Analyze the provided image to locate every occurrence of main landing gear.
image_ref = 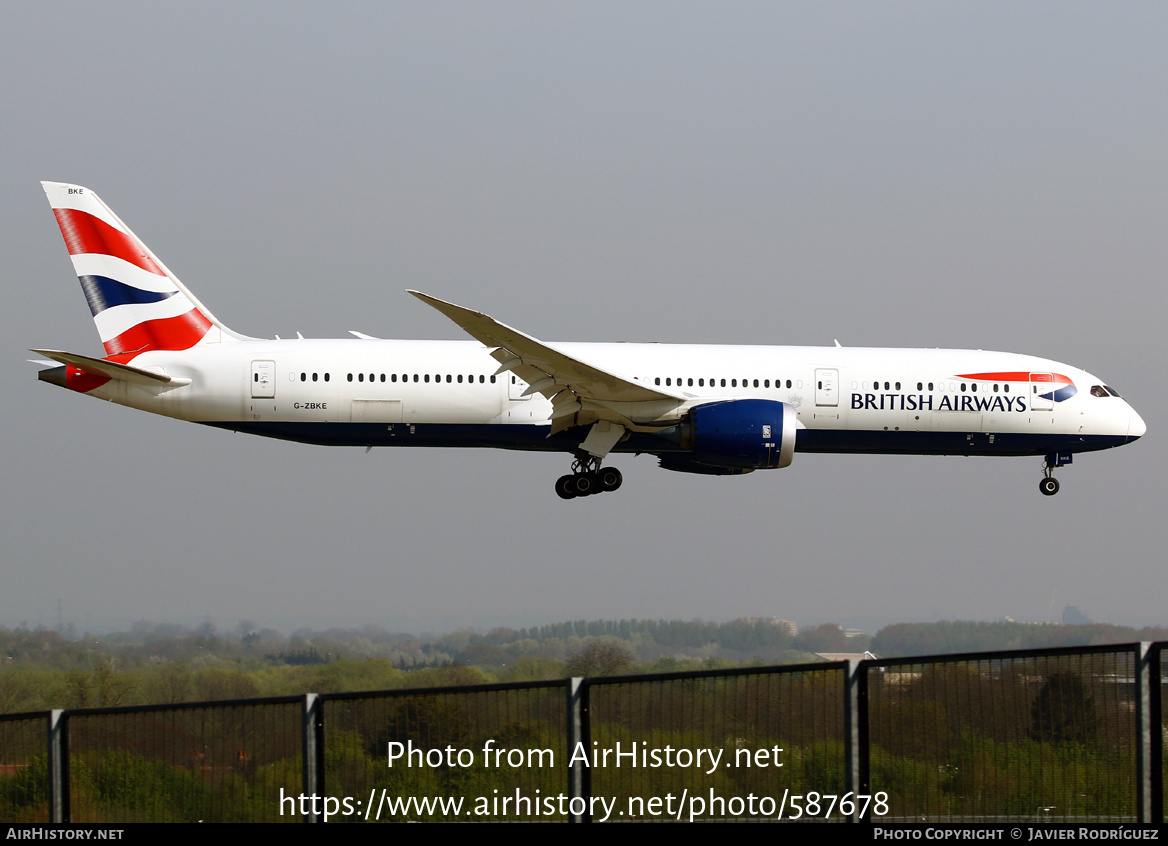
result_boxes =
[556,455,623,500]
[1039,451,1071,496]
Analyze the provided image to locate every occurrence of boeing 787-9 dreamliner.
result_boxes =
[34,182,1145,499]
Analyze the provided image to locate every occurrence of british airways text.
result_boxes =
[850,393,1028,413]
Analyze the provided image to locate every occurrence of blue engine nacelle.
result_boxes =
[660,399,796,472]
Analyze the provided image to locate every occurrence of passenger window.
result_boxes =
[655,377,660,386]
[971,383,977,392]
[323,373,330,382]
[895,382,901,390]
[424,374,430,383]
[300,372,306,382]
[312,373,318,382]
[347,373,353,382]
[786,380,792,389]
[721,379,727,387]
[490,375,496,383]
[753,379,759,388]
[928,382,933,391]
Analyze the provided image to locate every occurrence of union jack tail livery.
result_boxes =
[41,181,241,359]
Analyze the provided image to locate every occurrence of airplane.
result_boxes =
[33,181,1145,499]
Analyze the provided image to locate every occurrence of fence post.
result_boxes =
[566,677,589,823]
[1135,643,1162,824]
[303,693,321,823]
[48,710,65,824]
[844,659,868,823]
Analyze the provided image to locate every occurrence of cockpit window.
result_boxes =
[1105,386,1122,398]
[1091,385,1109,398]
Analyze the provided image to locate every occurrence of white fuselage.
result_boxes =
[76,339,1144,458]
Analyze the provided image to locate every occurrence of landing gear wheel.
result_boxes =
[599,467,623,492]
[557,454,624,499]
[1039,477,1060,496]
[573,473,596,497]
[556,475,578,500]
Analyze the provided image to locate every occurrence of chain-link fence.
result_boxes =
[0,643,1162,823]
[866,646,1137,821]
[0,713,50,823]
[320,681,565,821]
[62,697,302,822]
[586,663,845,821]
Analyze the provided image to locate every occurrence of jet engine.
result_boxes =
[657,399,796,473]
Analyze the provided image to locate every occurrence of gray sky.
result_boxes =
[2,3,1163,635]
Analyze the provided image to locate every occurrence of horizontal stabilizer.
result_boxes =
[30,349,190,386]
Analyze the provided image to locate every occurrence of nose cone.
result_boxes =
[1128,406,1146,440]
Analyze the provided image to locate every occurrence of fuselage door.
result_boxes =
[815,368,838,407]
[251,360,276,398]
[1030,372,1053,411]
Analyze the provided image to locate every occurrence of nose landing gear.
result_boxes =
[555,456,623,500]
[1039,452,1072,496]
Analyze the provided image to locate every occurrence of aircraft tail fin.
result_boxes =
[41,182,251,358]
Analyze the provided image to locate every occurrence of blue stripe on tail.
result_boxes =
[78,275,175,316]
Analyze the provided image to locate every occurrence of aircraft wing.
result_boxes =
[408,291,683,430]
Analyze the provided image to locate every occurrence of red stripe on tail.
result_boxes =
[103,308,213,356]
[52,208,166,276]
